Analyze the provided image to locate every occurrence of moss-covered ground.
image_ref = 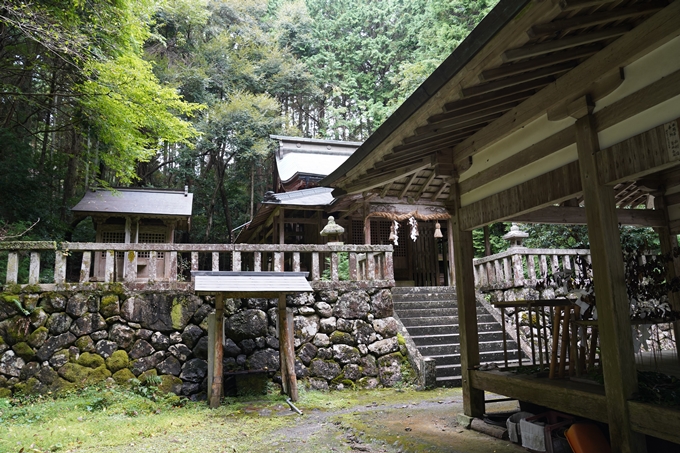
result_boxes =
[0,385,524,453]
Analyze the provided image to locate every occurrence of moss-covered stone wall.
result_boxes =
[0,285,409,399]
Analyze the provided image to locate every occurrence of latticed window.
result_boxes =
[101,231,125,258]
[351,220,363,244]
[138,232,166,258]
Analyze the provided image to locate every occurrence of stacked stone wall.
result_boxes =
[0,285,408,399]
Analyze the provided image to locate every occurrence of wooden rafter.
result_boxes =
[529,2,666,38]
[416,100,522,135]
[503,26,631,62]
[431,182,449,202]
[560,0,618,12]
[379,181,393,198]
[404,113,504,146]
[399,172,420,199]
[462,62,574,97]
[344,158,433,194]
[415,171,437,201]
[479,46,601,82]
[393,125,481,154]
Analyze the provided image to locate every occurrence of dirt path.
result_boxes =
[259,390,526,453]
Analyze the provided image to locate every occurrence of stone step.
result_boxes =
[391,286,456,295]
[425,349,519,367]
[393,300,456,309]
[435,376,462,387]
[403,321,503,335]
[398,312,496,324]
[411,330,504,347]
[392,292,456,302]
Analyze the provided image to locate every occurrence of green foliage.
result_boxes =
[322,253,350,281]
[472,223,509,258]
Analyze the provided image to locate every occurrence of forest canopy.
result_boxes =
[0,0,658,254]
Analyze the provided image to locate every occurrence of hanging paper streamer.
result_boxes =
[388,220,400,246]
[409,217,419,242]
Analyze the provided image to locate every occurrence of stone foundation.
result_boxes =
[0,285,410,399]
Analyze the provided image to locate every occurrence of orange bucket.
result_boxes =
[565,423,612,453]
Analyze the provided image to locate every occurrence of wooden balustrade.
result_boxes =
[0,242,394,291]
[473,247,592,289]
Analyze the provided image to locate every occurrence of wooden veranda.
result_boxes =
[321,0,680,451]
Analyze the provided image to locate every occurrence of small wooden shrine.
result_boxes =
[71,187,193,281]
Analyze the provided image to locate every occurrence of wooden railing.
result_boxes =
[473,247,592,289]
[0,241,394,290]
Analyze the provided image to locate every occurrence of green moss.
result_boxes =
[22,377,44,395]
[329,330,353,344]
[50,377,75,393]
[112,368,136,385]
[105,350,129,373]
[21,284,42,294]
[108,282,126,296]
[139,369,158,382]
[100,294,120,317]
[2,284,22,295]
[4,316,29,345]
[12,342,35,361]
[158,375,182,395]
[78,352,105,369]
[86,365,111,385]
[0,387,11,398]
[396,332,406,346]
[75,335,94,352]
[170,296,193,330]
[2,294,29,316]
[59,362,91,384]
[26,326,48,348]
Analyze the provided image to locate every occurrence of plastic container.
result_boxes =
[522,411,575,453]
[565,423,612,453]
[506,411,534,444]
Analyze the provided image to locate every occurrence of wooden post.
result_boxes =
[576,111,647,453]
[447,219,456,285]
[209,294,224,408]
[447,183,484,418]
[653,195,680,364]
[278,294,298,401]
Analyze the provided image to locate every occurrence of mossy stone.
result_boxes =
[12,341,35,361]
[50,377,75,393]
[0,387,11,398]
[3,316,28,345]
[86,365,111,385]
[105,350,130,373]
[22,377,45,395]
[139,369,158,382]
[158,375,182,395]
[26,326,48,349]
[112,368,136,385]
[78,352,105,369]
[100,295,120,317]
[58,362,91,384]
[75,335,95,353]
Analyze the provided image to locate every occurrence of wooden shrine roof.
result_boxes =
[72,187,193,218]
[321,0,680,229]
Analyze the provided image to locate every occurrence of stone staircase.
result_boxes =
[392,286,519,387]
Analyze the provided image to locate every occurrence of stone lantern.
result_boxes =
[320,216,344,245]
[503,223,529,248]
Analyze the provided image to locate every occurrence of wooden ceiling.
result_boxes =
[323,0,675,215]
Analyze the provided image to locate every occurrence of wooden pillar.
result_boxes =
[653,194,680,363]
[209,294,224,408]
[447,220,456,285]
[278,294,298,401]
[576,111,647,453]
[447,183,484,417]
[278,208,285,245]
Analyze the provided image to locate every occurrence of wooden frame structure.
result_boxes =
[322,0,680,450]
[192,271,313,408]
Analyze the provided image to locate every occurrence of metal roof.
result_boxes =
[272,135,361,183]
[72,188,193,217]
[265,187,335,207]
[192,271,312,293]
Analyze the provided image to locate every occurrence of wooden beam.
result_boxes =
[422,100,522,134]
[431,182,449,202]
[480,46,601,82]
[405,113,504,145]
[508,205,666,226]
[399,172,420,199]
[379,181,393,199]
[415,171,437,201]
[529,2,667,38]
[343,158,434,194]
[463,62,574,98]
[560,0,617,12]
[444,86,541,114]
[447,185,485,417]
[460,161,583,230]
[597,119,680,185]
[454,3,680,168]
[460,127,575,194]
[629,401,680,446]
[471,370,608,421]
[576,113,647,453]
[504,26,631,63]
[547,68,623,121]
[392,126,479,155]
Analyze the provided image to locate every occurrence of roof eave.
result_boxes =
[320,0,532,189]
